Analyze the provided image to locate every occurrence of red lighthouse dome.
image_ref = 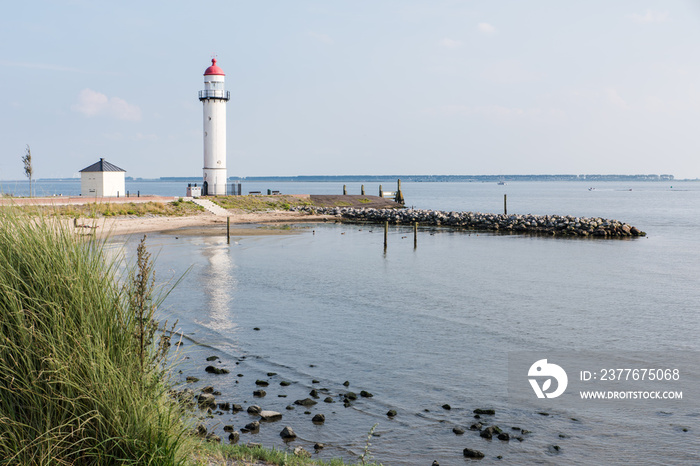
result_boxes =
[204,58,225,76]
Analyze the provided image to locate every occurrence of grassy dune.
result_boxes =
[15,199,205,218]
[0,210,191,465]
[210,195,313,211]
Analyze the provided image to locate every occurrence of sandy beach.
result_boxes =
[73,210,334,238]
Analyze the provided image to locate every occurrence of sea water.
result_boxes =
[107,181,699,464]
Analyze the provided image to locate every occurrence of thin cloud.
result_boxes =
[477,22,497,34]
[629,10,669,24]
[439,38,463,48]
[605,88,628,109]
[307,31,334,44]
[72,89,141,121]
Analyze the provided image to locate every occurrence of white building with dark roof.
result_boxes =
[79,158,126,197]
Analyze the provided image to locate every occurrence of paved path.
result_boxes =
[191,198,231,216]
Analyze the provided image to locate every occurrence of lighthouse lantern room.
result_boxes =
[199,58,230,196]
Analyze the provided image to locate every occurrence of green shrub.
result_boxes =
[0,210,191,465]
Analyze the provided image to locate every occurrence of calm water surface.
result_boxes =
[105,181,699,465]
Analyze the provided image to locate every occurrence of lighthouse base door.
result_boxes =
[202,181,208,196]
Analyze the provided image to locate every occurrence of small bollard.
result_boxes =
[504,194,507,216]
[227,216,230,244]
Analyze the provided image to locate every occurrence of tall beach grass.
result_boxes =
[0,209,191,465]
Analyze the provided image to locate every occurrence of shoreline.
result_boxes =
[73,211,334,238]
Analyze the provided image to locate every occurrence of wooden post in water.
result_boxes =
[504,194,507,215]
[343,184,347,195]
[395,179,405,204]
[227,216,230,244]
[361,185,365,195]
[414,222,417,249]
[384,221,388,249]
[379,185,383,197]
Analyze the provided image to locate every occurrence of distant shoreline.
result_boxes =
[5,174,696,183]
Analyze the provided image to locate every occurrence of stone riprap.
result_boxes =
[291,206,646,238]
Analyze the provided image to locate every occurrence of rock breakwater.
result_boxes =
[292,206,646,237]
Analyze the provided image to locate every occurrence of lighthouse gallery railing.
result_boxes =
[198,90,230,100]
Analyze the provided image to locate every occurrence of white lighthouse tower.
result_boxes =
[199,58,230,196]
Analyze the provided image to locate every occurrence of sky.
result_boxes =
[1,0,699,180]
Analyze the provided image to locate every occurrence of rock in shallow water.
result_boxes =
[247,405,261,414]
[244,421,260,431]
[463,448,485,458]
[280,426,297,439]
[205,365,229,375]
[197,393,216,409]
[259,410,282,421]
[295,397,317,406]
